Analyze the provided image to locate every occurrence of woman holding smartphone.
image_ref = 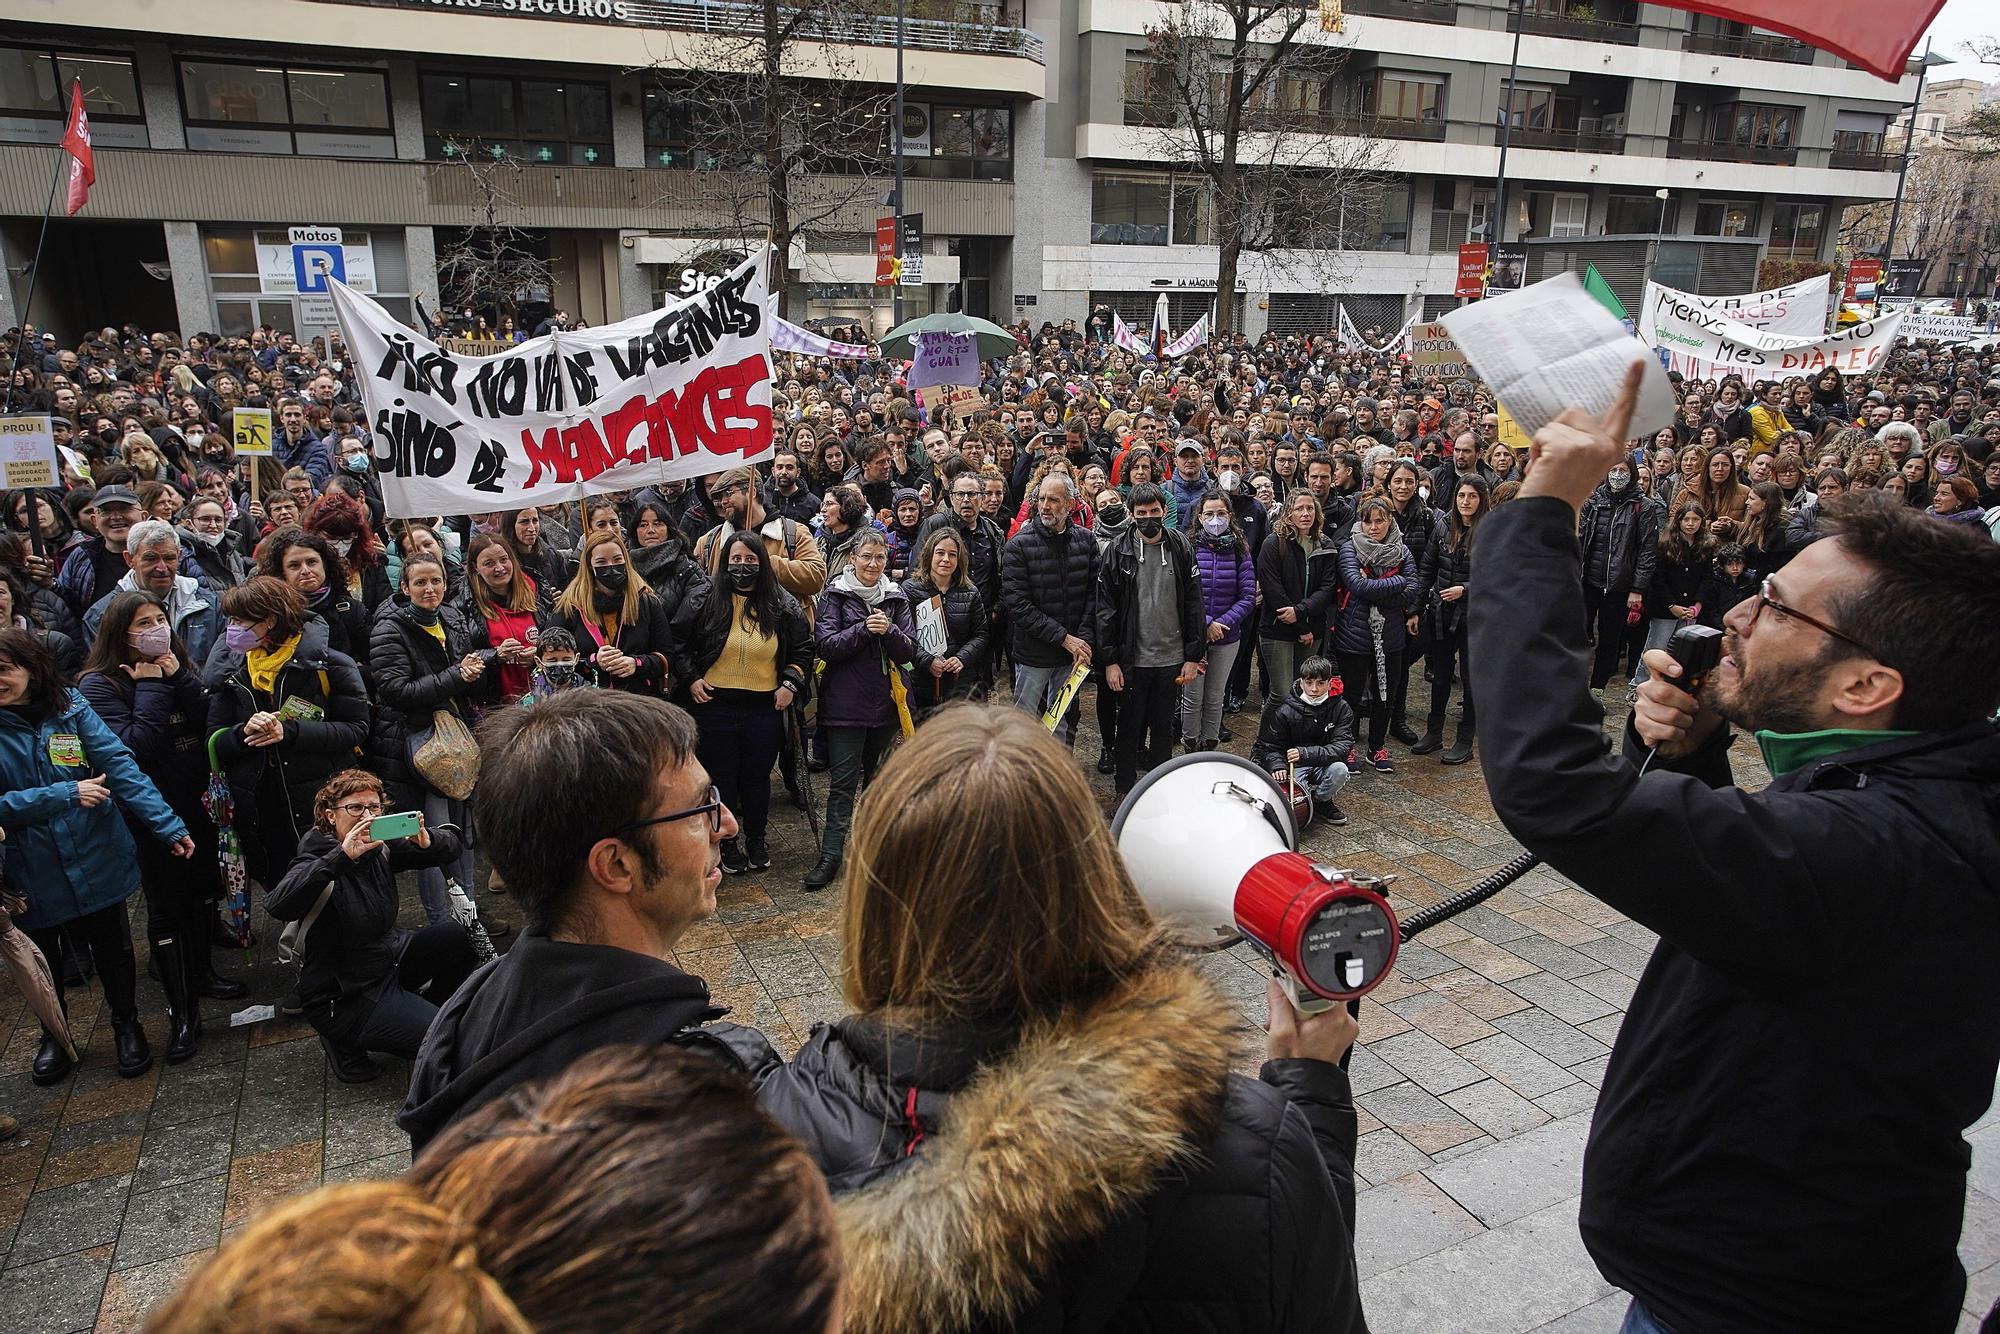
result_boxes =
[268,768,477,1084]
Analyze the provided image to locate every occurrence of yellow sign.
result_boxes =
[1495,402,1533,454]
[0,415,58,490]
[233,407,273,457]
[1041,660,1090,732]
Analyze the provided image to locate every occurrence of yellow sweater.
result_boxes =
[705,596,779,692]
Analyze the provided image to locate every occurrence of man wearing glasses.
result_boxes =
[1472,364,2000,1334]
[692,465,827,612]
[399,692,776,1154]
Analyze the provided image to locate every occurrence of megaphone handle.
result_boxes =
[1278,971,1338,1017]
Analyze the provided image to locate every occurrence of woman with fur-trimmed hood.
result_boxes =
[759,704,1367,1334]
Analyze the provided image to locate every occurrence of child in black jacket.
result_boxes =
[1698,544,1759,631]
[1249,657,1356,825]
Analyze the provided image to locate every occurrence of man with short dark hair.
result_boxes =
[1095,483,1204,793]
[274,396,333,486]
[400,691,775,1154]
[1474,368,2000,1334]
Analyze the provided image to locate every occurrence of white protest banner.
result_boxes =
[1898,312,1986,345]
[771,310,871,359]
[0,415,58,490]
[1640,275,1830,376]
[329,253,774,518]
[1409,323,1471,382]
[1163,312,1211,358]
[1341,305,1416,356]
[1670,309,1906,379]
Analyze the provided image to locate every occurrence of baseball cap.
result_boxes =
[92,485,141,509]
[1175,439,1204,456]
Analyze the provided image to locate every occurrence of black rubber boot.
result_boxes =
[155,935,202,1064]
[1441,720,1476,766]
[1410,720,1445,755]
[188,909,247,1000]
[112,1017,152,1079]
[1389,719,1421,746]
[803,855,841,892]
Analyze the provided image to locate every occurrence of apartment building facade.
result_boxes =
[0,0,1917,341]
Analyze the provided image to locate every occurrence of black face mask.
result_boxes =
[1098,504,1127,526]
[1135,516,1165,538]
[727,566,759,592]
[594,565,629,591]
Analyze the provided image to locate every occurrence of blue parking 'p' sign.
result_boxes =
[293,244,345,293]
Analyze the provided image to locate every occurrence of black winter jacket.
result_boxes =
[1250,682,1357,773]
[901,577,990,711]
[400,933,778,1156]
[1471,496,2000,1334]
[1577,481,1663,594]
[1001,521,1100,667]
[1255,530,1341,640]
[1644,543,1710,621]
[267,825,466,1045]
[204,616,370,845]
[367,596,497,800]
[554,590,675,694]
[1418,523,1474,638]
[758,964,1365,1334]
[1094,527,1206,671]
[306,587,374,672]
[669,582,814,705]
[631,538,706,624]
[915,510,1005,616]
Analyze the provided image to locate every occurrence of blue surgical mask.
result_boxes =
[344,453,371,475]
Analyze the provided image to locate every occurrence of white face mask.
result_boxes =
[1219,469,1241,493]
[332,537,354,557]
[1301,686,1330,706]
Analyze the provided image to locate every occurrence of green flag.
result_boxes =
[1583,265,1628,320]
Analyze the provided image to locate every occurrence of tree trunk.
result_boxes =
[1215,163,1244,340]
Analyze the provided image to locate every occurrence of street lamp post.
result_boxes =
[892,0,906,328]
[1490,0,1525,247]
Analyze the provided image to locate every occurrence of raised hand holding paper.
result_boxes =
[1438,271,1673,441]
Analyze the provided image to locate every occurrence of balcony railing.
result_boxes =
[1830,148,1899,171]
[1341,0,1460,24]
[321,0,1044,62]
[1667,139,1799,166]
[1506,9,1640,45]
[1684,30,1815,63]
[1509,125,1626,153]
[1243,109,1447,140]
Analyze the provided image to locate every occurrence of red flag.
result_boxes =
[60,79,93,217]
[1648,1,1941,82]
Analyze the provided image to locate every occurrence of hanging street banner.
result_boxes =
[328,252,774,518]
[874,216,899,285]
[1639,275,1830,376]
[1455,244,1487,300]
[898,214,925,287]
[1655,307,1907,379]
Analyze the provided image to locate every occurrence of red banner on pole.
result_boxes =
[874,216,898,285]
[61,79,93,217]
[1456,244,1488,300]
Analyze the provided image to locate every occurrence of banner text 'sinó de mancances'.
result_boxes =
[329,253,775,518]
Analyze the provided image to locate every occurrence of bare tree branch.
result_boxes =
[641,0,896,317]
[1136,0,1394,336]
[432,138,556,327]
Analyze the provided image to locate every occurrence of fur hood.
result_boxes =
[829,964,1241,1334]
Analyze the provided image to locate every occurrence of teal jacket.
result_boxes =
[0,690,188,930]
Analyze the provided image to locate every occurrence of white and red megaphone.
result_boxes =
[1112,752,1400,1012]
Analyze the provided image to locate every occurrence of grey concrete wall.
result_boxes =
[133,43,186,150]
[611,71,645,169]
[162,221,210,334]
[388,60,425,160]
[404,224,439,320]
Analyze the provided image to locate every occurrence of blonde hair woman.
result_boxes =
[553,529,673,695]
[759,705,1365,1334]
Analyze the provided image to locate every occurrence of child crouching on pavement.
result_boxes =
[1250,656,1355,826]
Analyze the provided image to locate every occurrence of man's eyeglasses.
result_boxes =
[1749,577,1881,663]
[611,785,725,838]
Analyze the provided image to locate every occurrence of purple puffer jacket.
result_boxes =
[1192,533,1258,646]
[813,583,919,730]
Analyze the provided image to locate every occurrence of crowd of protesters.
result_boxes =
[0,308,1996,1328]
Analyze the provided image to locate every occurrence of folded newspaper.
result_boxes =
[1440,272,1675,440]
